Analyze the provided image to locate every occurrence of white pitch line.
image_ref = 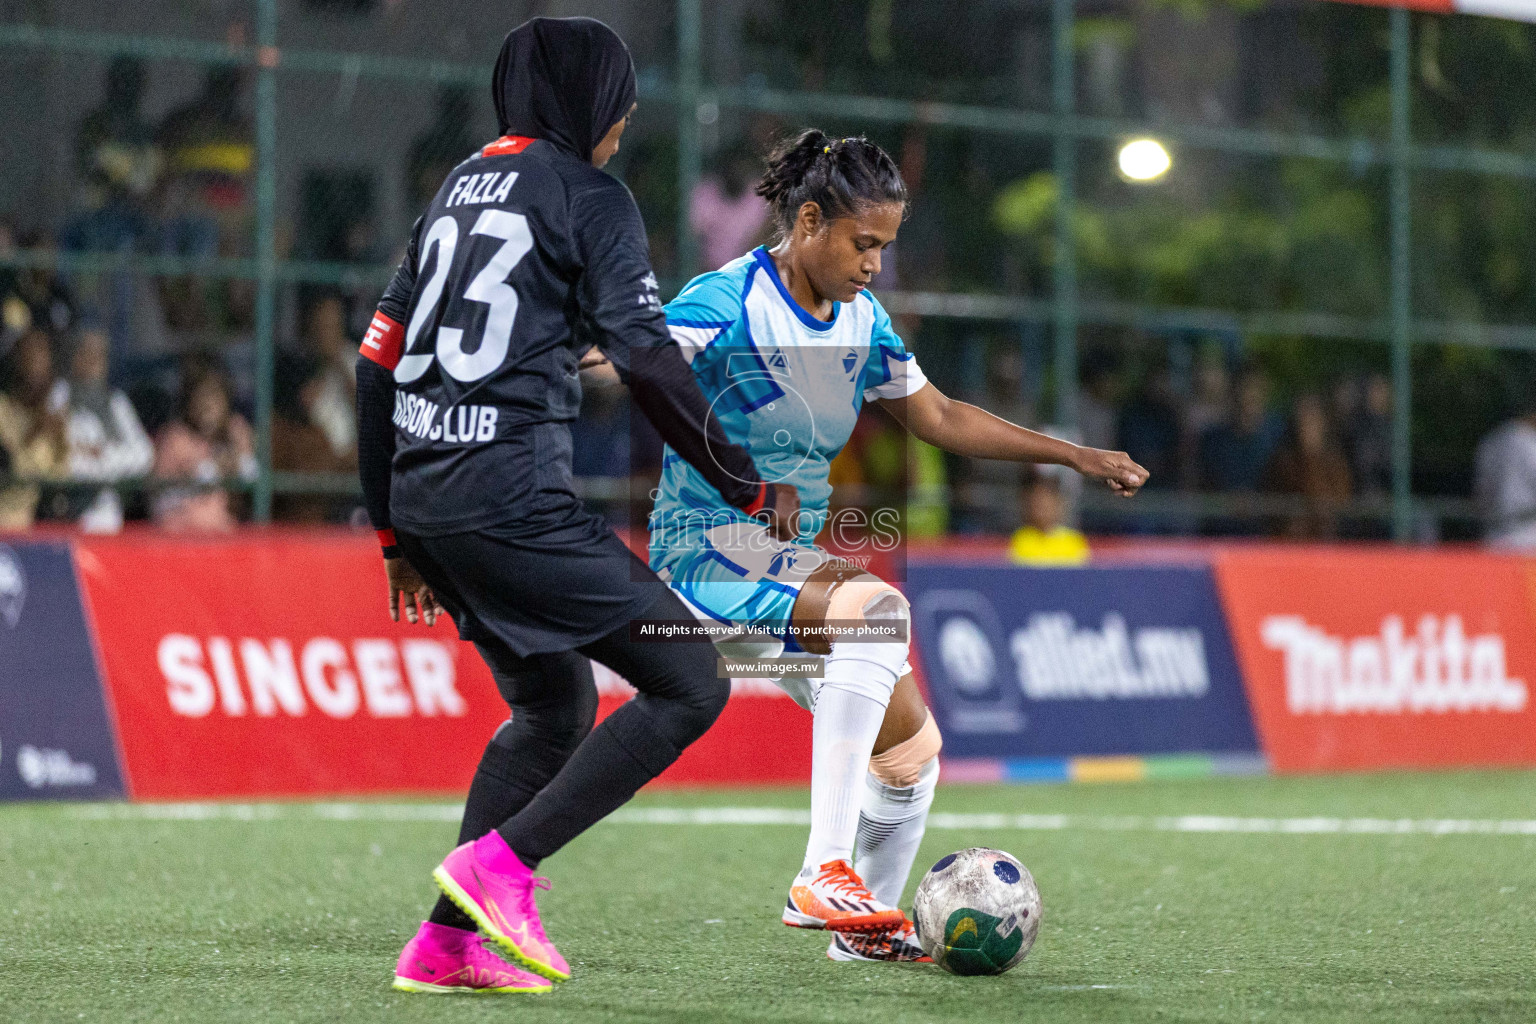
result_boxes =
[59,803,1536,835]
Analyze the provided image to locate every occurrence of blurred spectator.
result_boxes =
[1185,354,1232,435]
[1118,362,1181,489]
[1341,372,1392,496]
[2,230,78,346]
[1474,388,1536,550]
[1261,392,1353,539]
[905,440,950,540]
[1198,365,1284,492]
[826,408,892,515]
[152,357,256,532]
[619,135,683,276]
[299,294,357,460]
[571,359,663,528]
[407,86,476,212]
[571,360,635,479]
[158,67,252,236]
[957,346,1036,533]
[850,414,947,539]
[979,346,1034,428]
[64,60,159,356]
[826,431,868,509]
[156,66,254,331]
[1076,353,1121,453]
[66,57,160,253]
[297,172,381,266]
[57,326,154,533]
[295,175,385,339]
[0,328,69,529]
[690,145,770,271]
[1180,352,1230,488]
[1008,466,1089,566]
[272,353,357,523]
[0,218,13,344]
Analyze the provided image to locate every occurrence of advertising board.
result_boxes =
[0,541,124,800]
[1214,548,1536,772]
[908,563,1259,759]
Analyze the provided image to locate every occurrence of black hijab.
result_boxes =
[492,17,636,162]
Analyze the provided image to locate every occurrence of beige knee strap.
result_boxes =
[869,710,942,787]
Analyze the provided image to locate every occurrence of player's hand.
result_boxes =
[385,556,444,626]
[755,483,801,541]
[1070,447,1149,497]
[578,349,610,370]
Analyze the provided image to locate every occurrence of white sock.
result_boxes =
[854,756,939,908]
[800,630,906,875]
[801,686,887,874]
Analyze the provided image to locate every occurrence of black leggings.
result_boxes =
[448,645,598,848]
[452,587,727,865]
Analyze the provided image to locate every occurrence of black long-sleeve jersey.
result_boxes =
[356,134,765,538]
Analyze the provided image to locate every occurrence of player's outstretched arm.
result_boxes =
[878,382,1148,496]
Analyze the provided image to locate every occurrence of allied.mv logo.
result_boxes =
[0,543,25,628]
[939,616,996,694]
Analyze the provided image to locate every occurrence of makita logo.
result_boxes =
[158,635,467,719]
[1009,613,1210,700]
[1260,614,1528,715]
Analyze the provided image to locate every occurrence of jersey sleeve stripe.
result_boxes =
[667,317,737,329]
[359,309,406,371]
[863,355,929,401]
[667,323,730,365]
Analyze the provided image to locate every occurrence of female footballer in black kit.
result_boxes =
[355,17,797,994]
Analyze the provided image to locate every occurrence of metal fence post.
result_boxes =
[1389,7,1413,541]
[1051,0,1079,429]
[676,0,702,284]
[252,0,279,522]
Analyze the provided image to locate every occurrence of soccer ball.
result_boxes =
[912,847,1041,976]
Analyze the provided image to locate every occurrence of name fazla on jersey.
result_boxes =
[444,170,517,208]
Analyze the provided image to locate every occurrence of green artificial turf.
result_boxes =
[3,771,1534,1023]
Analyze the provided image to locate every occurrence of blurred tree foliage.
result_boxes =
[993,161,1386,315]
[983,5,1536,494]
[726,0,1536,497]
[736,0,1043,105]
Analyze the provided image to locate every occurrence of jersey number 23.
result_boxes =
[395,206,534,385]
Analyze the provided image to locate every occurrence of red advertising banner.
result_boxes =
[1213,547,1536,772]
[74,533,809,800]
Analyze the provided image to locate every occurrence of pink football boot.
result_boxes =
[432,831,570,982]
[391,921,551,995]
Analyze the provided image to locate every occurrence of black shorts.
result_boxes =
[396,517,665,657]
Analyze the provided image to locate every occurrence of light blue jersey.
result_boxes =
[647,247,926,649]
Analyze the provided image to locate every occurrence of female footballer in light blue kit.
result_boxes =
[648,130,1148,961]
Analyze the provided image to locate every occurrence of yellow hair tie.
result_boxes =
[823,145,831,154]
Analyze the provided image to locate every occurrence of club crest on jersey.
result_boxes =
[842,348,859,377]
[766,349,789,371]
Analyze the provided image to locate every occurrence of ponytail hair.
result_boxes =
[756,129,907,237]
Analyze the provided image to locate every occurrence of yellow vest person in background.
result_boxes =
[1008,465,1089,566]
